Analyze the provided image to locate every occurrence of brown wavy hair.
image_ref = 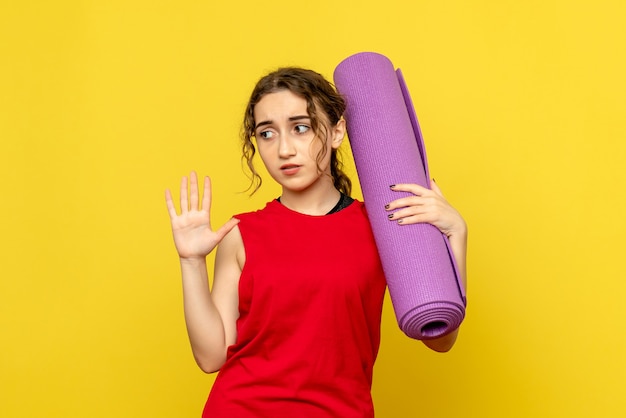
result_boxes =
[241,67,351,196]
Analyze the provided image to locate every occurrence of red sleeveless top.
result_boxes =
[203,200,386,417]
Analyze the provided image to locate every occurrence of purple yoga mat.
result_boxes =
[334,52,466,340]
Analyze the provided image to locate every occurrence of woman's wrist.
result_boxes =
[447,219,468,242]
[179,256,208,268]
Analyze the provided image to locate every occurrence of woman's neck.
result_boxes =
[279,180,341,216]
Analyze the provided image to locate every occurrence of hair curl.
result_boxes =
[241,67,351,196]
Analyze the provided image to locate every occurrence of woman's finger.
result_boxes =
[165,189,178,219]
[189,171,199,211]
[390,183,429,195]
[387,206,417,220]
[386,196,422,211]
[179,175,189,214]
[213,217,240,242]
[390,209,437,225]
[430,178,444,197]
[202,176,212,213]
[397,214,432,225]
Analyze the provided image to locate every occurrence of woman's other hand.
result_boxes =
[385,180,466,239]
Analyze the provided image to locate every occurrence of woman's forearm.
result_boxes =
[449,226,468,291]
[179,257,228,373]
[422,225,468,352]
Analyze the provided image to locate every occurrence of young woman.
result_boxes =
[165,68,467,417]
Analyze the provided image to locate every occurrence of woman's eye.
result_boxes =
[295,124,310,134]
[259,130,274,139]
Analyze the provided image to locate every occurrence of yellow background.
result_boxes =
[1,1,625,417]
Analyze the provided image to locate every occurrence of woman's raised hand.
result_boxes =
[385,180,466,239]
[165,172,239,260]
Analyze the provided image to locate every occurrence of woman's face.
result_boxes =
[253,89,345,193]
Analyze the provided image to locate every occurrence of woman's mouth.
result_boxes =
[280,164,301,175]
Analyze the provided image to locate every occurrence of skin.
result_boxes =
[253,90,346,215]
[165,89,468,372]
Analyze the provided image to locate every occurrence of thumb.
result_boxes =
[430,178,444,197]
[214,218,240,242]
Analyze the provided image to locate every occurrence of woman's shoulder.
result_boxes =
[233,199,280,221]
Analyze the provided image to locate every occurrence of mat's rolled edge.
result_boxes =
[396,68,467,305]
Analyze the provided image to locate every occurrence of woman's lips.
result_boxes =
[280,164,301,175]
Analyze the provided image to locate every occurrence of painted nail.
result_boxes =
[397,219,403,224]
[389,184,396,189]
[388,214,394,219]
[384,204,390,209]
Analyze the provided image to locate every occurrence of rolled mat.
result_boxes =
[333,52,466,340]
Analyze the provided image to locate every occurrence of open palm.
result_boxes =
[165,172,239,260]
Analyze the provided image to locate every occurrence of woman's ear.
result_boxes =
[330,119,346,149]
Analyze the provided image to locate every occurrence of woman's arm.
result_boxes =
[165,172,240,372]
[385,180,467,352]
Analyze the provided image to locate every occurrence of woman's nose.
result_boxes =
[278,135,296,158]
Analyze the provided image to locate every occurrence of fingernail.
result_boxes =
[397,219,403,224]
[389,184,396,189]
[384,204,390,209]
[388,214,394,219]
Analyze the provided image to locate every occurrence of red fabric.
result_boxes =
[203,200,386,418]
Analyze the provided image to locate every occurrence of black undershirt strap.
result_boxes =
[276,193,354,215]
[325,193,354,214]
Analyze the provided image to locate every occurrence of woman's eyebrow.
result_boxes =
[255,115,310,130]
[288,115,310,121]
[255,120,272,129]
